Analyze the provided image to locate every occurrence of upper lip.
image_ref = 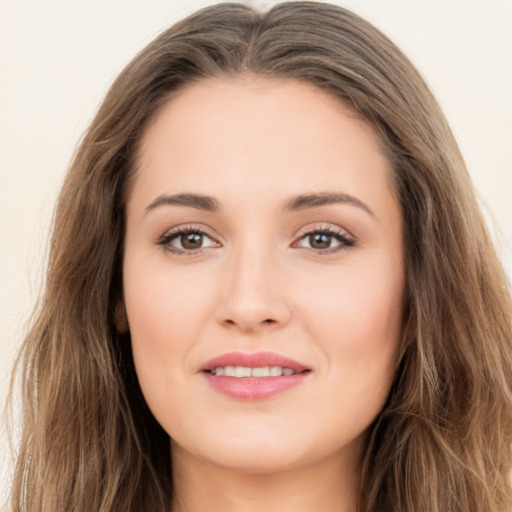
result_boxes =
[200,351,310,373]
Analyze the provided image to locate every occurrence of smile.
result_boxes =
[209,366,301,377]
[200,351,312,400]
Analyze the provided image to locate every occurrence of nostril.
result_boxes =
[221,318,278,331]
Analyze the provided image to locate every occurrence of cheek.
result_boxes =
[124,254,215,348]
[298,252,404,390]
[122,255,217,415]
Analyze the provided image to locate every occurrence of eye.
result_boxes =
[293,226,355,253]
[157,227,220,255]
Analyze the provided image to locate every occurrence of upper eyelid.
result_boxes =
[160,224,219,240]
[156,222,356,248]
[294,223,355,239]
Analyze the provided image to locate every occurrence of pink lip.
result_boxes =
[200,351,311,401]
[200,351,309,372]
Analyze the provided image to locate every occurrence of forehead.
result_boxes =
[132,76,395,216]
[140,75,385,159]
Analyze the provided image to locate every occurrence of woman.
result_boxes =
[9,2,512,511]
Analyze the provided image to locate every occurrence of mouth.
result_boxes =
[200,351,312,400]
[205,365,309,377]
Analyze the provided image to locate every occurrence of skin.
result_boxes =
[122,76,405,512]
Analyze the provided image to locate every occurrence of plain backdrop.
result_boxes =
[1,0,511,503]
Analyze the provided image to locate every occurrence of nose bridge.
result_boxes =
[217,233,289,330]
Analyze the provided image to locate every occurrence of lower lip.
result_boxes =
[202,372,309,400]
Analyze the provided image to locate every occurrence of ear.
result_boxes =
[114,299,129,333]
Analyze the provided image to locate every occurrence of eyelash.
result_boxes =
[292,225,355,254]
[156,225,355,256]
[156,225,219,256]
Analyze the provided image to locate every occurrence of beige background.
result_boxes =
[1,0,511,503]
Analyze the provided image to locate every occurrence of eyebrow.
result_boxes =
[283,192,374,216]
[145,193,220,214]
[144,191,373,216]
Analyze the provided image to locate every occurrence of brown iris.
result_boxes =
[308,233,333,249]
[181,232,203,250]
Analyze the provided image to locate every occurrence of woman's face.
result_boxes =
[122,77,405,474]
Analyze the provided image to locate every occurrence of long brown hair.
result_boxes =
[9,2,512,511]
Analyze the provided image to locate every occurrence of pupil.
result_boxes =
[181,232,202,249]
[310,233,331,249]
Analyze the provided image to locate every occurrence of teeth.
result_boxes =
[252,366,272,377]
[235,366,252,378]
[224,366,235,377]
[269,366,283,377]
[211,366,297,377]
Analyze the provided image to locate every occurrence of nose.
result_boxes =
[215,244,291,333]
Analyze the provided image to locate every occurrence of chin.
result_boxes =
[205,449,306,475]
[172,429,314,474]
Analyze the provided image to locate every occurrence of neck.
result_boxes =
[170,443,360,512]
